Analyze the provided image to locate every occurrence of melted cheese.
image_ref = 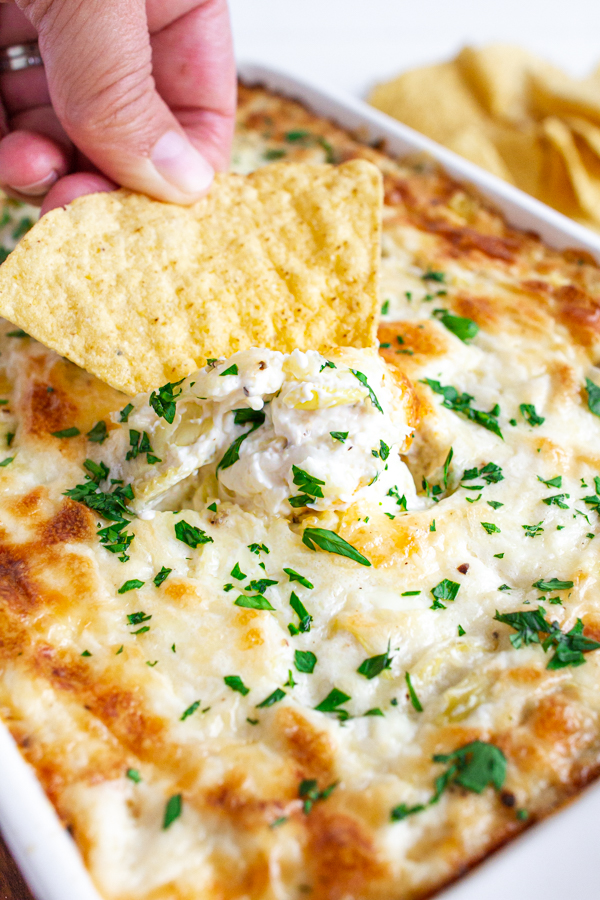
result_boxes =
[1,89,600,900]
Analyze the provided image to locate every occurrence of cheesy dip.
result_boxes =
[2,85,600,900]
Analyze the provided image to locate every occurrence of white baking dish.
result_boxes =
[2,62,600,900]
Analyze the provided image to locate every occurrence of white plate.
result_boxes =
[2,63,600,900]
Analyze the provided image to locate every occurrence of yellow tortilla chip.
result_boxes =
[0,160,382,394]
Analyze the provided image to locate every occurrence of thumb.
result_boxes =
[20,0,214,203]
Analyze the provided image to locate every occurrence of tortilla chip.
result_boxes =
[0,160,382,394]
[368,44,600,234]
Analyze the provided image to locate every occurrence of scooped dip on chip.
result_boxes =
[93,347,420,518]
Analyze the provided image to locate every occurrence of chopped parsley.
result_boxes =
[118,580,144,594]
[86,420,108,443]
[289,465,325,507]
[81,650,92,657]
[422,270,445,282]
[299,779,338,814]
[224,675,250,696]
[6,329,28,338]
[51,427,80,438]
[538,475,562,488]
[119,403,134,423]
[533,577,574,592]
[154,566,172,587]
[388,486,407,509]
[357,644,393,679]
[64,479,134,523]
[520,403,545,426]
[180,700,201,721]
[433,309,479,343]
[127,612,150,626]
[219,364,238,377]
[494,606,600,668]
[294,650,317,673]
[522,522,544,537]
[302,527,371,566]
[245,578,278,593]
[481,522,501,534]
[381,300,390,315]
[543,493,569,508]
[230,562,246,581]
[350,369,383,413]
[390,740,506,821]
[314,688,351,714]
[126,768,142,783]
[330,431,348,443]
[6,433,14,447]
[422,379,503,439]
[585,378,600,416]
[283,568,313,589]
[487,500,504,510]
[248,542,269,556]
[430,579,460,611]
[256,688,286,708]
[174,520,213,548]
[149,379,184,424]
[234,594,275,611]
[163,794,182,829]
[458,625,466,636]
[405,672,423,712]
[0,456,14,467]
[288,592,312,635]
[217,408,266,472]
[83,458,109,484]
[402,590,421,596]
[97,521,134,562]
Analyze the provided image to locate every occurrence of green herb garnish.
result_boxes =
[149,379,184,424]
[294,650,317,673]
[180,700,201,721]
[350,369,383,413]
[86,420,108,443]
[154,566,172,587]
[302,527,370,566]
[256,688,286,708]
[224,675,250,696]
[405,672,423,712]
[283,568,313,589]
[174,520,213,548]
[520,403,545,426]
[163,794,182,829]
[422,379,503,438]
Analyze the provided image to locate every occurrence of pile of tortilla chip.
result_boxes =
[369,44,600,232]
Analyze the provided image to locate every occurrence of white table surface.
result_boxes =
[229,0,600,98]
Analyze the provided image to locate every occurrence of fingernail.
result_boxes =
[151,131,213,196]
[9,169,58,197]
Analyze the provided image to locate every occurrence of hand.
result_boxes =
[0,0,236,214]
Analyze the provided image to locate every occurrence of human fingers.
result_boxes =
[16,0,215,203]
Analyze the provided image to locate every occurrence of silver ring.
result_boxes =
[0,42,43,74]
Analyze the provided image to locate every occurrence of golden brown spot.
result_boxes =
[235,609,259,627]
[417,217,518,261]
[554,283,600,347]
[241,627,264,650]
[0,544,40,614]
[505,666,543,685]
[26,381,78,437]
[378,320,447,363]
[338,511,426,568]
[276,707,336,780]
[39,500,93,546]
[6,487,47,523]
[204,770,288,829]
[307,809,388,900]
[582,614,600,643]
[452,293,499,330]
[529,693,585,747]
[163,580,201,606]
